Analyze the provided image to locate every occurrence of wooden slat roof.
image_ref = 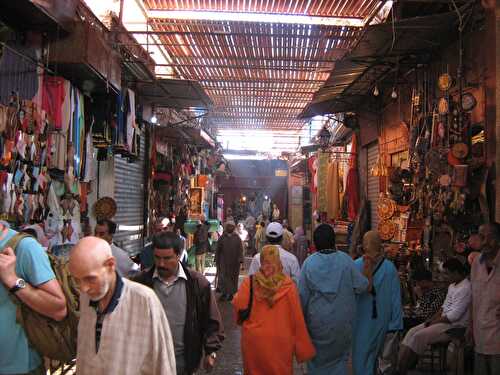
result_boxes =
[142,1,375,132]
[144,0,381,18]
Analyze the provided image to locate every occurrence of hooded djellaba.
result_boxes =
[216,220,244,301]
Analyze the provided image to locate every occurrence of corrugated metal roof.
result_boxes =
[139,1,379,131]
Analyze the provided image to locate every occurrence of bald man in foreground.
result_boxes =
[352,231,403,375]
[69,237,176,375]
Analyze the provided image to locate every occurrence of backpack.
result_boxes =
[6,233,79,363]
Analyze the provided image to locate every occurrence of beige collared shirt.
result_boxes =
[471,252,500,355]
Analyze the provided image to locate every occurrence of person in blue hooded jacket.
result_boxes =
[352,230,403,375]
[298,224,369,375]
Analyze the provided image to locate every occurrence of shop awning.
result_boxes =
[135,78,213,111]
[183,128,216,148]
[299,11,459,118]
[156,126,216,148]
[0,0,77,34]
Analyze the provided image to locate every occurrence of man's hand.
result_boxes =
[203,354,216,373]
[0,247,18,287]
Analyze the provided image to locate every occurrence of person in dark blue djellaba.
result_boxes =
[352,230,403,375]
[298,224,369,375]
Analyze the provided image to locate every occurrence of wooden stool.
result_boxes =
[430,342,449,373]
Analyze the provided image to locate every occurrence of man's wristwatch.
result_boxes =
[209,352,217,360]
[9,278,26,293]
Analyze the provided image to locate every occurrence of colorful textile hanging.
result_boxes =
[317,151,329,213]
[346,133,360,220]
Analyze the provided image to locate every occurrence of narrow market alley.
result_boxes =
[0,1,499,375]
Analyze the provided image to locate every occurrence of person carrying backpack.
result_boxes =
[0,221,67,374]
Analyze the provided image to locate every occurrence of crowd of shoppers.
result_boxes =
[1,216,499,375]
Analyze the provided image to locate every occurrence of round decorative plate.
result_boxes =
[439,174,452,187]
[378,198,396,220]
[438,73,453,91]
[452,142,469,159]
[378,220,397,241]
[447,150,461,166]
[94,197,117,219]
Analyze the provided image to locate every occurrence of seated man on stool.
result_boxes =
[398,258,471,375]
[404,268,447,329]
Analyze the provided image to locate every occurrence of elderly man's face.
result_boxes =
[70,257,115,302]
[362,232,382,258]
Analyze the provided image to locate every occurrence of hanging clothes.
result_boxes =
[126,89,136,152]
[60,80,71,133]
[326,161,340,220]
[41,76,65,130]
[346,134,360,220]
[115,91,126,145]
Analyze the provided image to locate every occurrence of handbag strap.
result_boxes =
[370,258,385,320]
[248,275,254,313]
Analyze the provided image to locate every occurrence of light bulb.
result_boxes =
[373,85,379,96]
[391,87,397,99]
[150,115,158,124]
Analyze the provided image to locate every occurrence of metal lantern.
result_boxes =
[318,127,331,149]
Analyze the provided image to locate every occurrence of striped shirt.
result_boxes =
[77,278,176,375]
[89,274,124,352]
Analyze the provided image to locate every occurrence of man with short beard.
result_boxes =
[134,231,224,375]
[470,224,500,374]
[69,237,176,375]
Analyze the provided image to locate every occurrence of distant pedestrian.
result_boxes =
[69,237,176,375]
[299,224,369,374]
[352,231,403,375]
[281,222,295,252]
[194,215,210,274]
[272,203,280,221]
[293,226,308,266]
[216,220,244,301]
[248,222,300,283]
[233,245,316,374]
[176,229,189,266]
[254,221,267,253]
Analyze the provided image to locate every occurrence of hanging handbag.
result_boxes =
[237,275,254,325]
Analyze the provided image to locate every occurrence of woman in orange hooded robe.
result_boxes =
[233,245,316,375]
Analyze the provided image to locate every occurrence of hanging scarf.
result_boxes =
[254,245,286,307]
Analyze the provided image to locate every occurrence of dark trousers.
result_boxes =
[474,352,500,375]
